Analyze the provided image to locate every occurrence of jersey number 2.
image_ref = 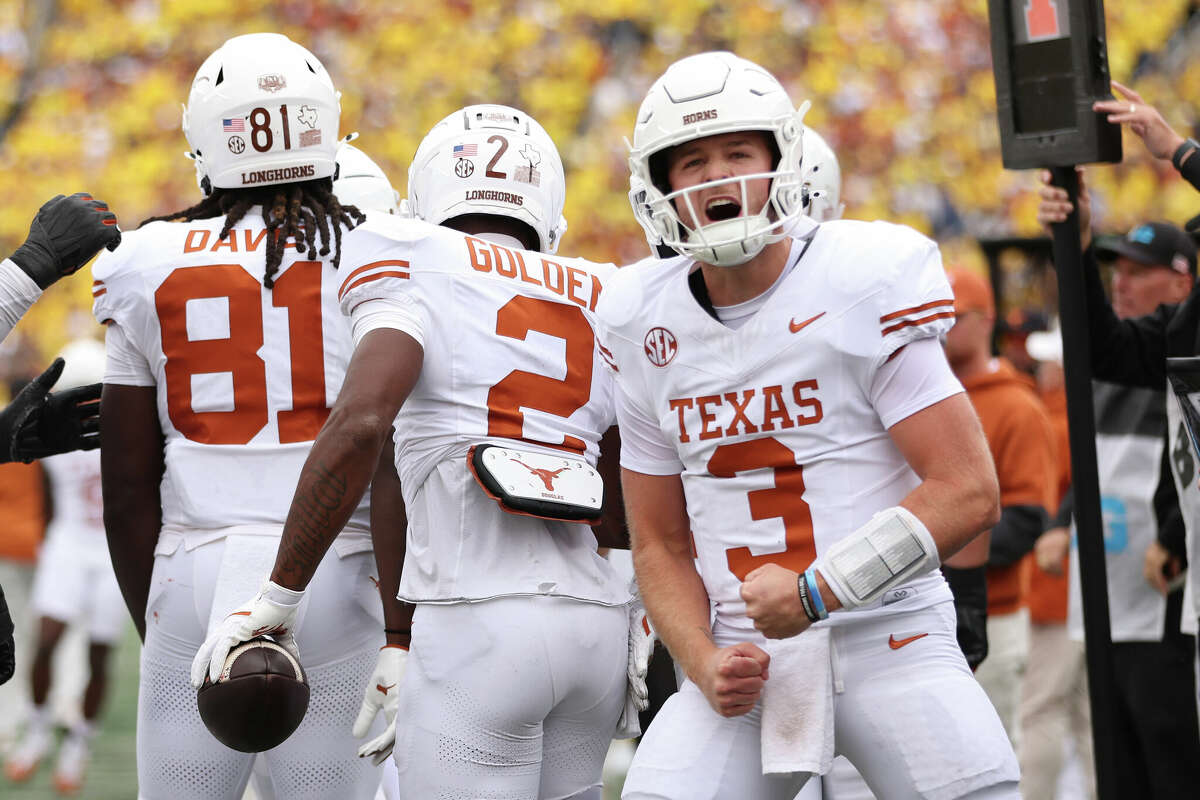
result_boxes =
[708,437,817,579]
[486,295,594,453]
[155,262,328,445]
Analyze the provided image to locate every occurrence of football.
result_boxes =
[196,637,310,753]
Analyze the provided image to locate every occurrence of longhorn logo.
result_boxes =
[511,459,568,491]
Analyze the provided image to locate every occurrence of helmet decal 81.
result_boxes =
[628,51,809,267]
[333,140,400,214]
[800,126,844,222]
[182,33,340,193]
[402,104,567,254]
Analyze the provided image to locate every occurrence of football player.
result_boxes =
[600,52,1019,798]
[195,103,634,799]
[4,338,120,793]
[95,33,397,799]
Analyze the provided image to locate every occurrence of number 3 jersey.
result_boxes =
[337,216,628,606]
[91,215,370,551]
[597,218,964,639]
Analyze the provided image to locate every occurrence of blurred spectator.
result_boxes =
[0,455,48,746]
[1038,177,1200,797]
[996,307,1048,376]
[1019,324,1096,800]
[1,2,1197,363]
[943,267,1057,746]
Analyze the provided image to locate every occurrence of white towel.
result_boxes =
[760,626,835,776]
[206,535,287,635]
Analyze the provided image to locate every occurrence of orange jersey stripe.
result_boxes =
[879,298,954,323]
[338,260,410,300]
[92,288,107,298]
[880,310,955,337]
[340,270,410,301]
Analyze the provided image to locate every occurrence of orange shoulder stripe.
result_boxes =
[879,298,954,323]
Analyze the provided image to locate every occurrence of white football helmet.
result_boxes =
[333,141,399,214]
[801,127,844,222]
[55,338,107,391]
[402,104,567,253]
[629,51,809,267]
[183,33,340,193]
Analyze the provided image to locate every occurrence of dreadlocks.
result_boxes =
[141,178,365,288]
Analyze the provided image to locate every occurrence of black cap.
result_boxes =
[1095,221,1197,276]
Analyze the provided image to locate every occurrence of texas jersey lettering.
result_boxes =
[597,217,962,639]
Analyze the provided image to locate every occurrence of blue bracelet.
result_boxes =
[804,567,829,620]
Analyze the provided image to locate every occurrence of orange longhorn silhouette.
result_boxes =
[511,459,568,491]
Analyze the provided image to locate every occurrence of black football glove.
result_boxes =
[0,358,101,463]
[0,582,14,685]
[9,193,122,289]
[942,565,989,671]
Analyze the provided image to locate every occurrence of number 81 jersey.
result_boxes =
[92,216,370,544]
[597,219,962,638]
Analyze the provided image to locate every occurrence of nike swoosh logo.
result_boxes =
[377,683,396,695]
[789,311,826,334]
[888,632,928,650]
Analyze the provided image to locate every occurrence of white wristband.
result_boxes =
[261,580,305,607]
[815,506,940,609]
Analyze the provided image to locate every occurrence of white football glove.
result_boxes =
[354,645,408,765]
[190,581,305,689]
[615,589,656,738]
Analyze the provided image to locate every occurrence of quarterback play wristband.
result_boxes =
[804,567,829,620]
[814,506,940,609]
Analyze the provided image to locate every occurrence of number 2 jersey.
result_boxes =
[91,215,371,553]
[597,217,964,640]
[337,216,628,606]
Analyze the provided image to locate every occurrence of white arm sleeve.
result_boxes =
[104,321,155,386]
[869,336,964,430]
[348,296,426,349]
[615,381,683,476]
[0,258,42,343]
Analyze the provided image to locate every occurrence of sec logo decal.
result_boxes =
[644,327,678,367]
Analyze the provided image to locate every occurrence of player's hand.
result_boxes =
[0,358,101,464]
[615,589,656,738]
[1036,168,1092,251]
[1143,540,1183,595]
[353,645,408,765]
[1035,527,1071,575]
[696,641,770,718]
[1094,81,1186,162]
[9,193,121,289]
[740,563,811,639]
[190,581,304,688]
[626,590,655,711]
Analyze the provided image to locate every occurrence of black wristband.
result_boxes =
[384,628,410,636]
[1172,138,1199,170]
[796,573,819,623]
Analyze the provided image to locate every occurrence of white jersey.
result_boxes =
[41,449,107,564]
[339,216,627,605]
[0,257,41,342]
[91,213,370,551]
[597,218,962,640]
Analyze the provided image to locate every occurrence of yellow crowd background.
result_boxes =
[0,0,1197,364]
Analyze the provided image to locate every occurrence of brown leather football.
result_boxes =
[197,636,310,752]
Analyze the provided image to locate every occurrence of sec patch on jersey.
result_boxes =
[197,636,310,752]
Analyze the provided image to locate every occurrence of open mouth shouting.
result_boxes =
[705,196,742,223]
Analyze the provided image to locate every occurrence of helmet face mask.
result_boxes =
[183,33,341,193]
[629,51,809,267]
[403,104,567,254]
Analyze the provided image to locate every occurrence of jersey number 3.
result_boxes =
[708,437,817,579]
[156,262,328,445]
